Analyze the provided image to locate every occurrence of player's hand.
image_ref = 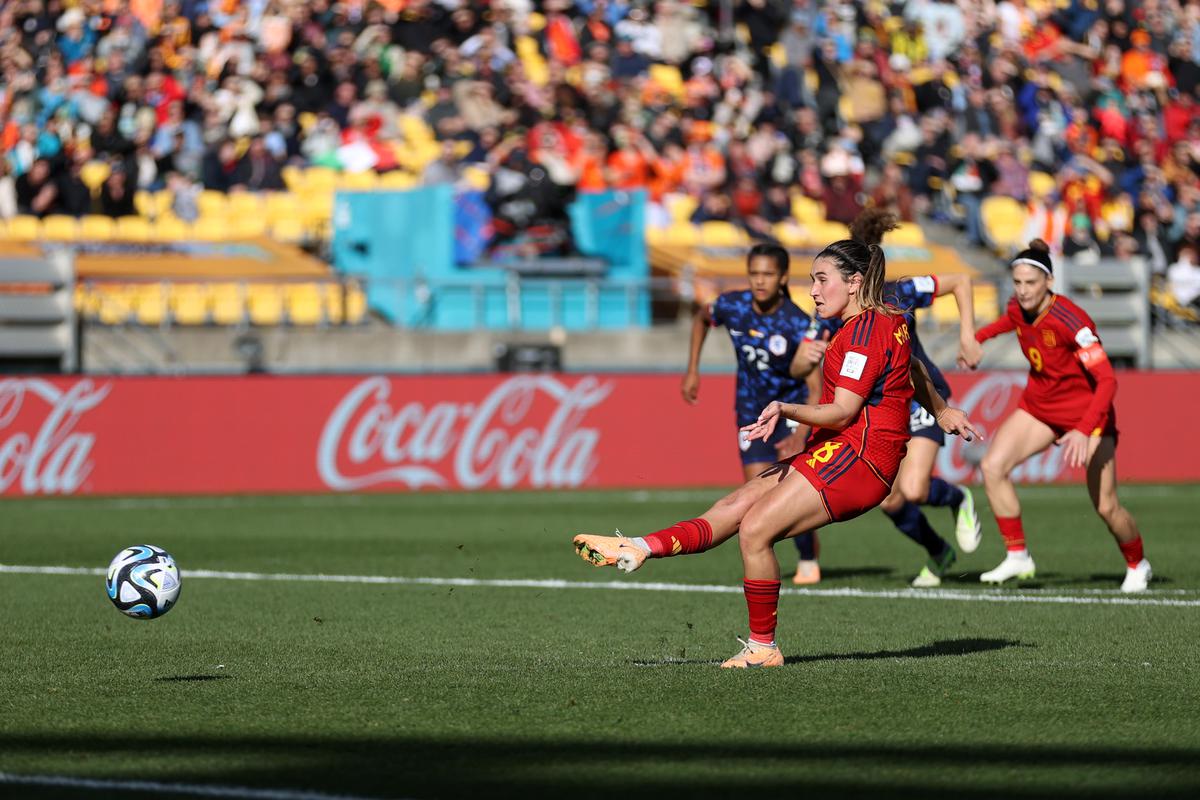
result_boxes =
[741,401,783,443]
[681,371,700,405]
[1056,429,1090,468]
[800,330,830,365]
[935,406,983,442]
[957,337,983,370]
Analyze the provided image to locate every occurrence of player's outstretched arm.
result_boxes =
[934,274,983,369]
[741,388,866,442]
[681,302,712,405]
[910,359,983,442]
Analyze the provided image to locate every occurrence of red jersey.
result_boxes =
[809,309,914,482]
[976,294,1117,435]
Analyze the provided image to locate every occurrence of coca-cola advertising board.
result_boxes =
[0,372,1196,497]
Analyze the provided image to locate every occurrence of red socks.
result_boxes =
[1118,536,1144,568]
[743,579,781,645]
[996,516,1026,552]
[642,518,713,558]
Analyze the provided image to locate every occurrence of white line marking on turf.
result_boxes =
[2,564,1197,607]
[0,771,395,800]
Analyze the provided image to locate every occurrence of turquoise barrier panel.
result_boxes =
[332,187,649,329]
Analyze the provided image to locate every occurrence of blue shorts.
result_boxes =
[738,419,803,466]
[909,401,945,446]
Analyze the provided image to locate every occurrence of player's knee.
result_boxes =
[738,510,777,555]
[898,476,930,504]
[1094,497,1122,525]
[980,452,1009,484]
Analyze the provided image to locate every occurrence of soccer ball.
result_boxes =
[105,545,181,619]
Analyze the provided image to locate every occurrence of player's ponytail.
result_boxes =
[747,241,793,301]
[1011,239,1054,276]
[848,208,899,247]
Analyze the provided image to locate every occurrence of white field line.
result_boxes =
[2,564,1197,608]
[4,483,1192,511]
[0,771,397,800]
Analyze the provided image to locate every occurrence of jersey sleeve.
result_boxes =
[976,298,1019,342]
[833,313,890,398]
[709,293,731,328]
[896,276,938,310]
[1059,302,1118,434]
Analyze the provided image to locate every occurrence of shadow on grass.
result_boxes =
[0,732,1196,800]
[153,675,230,683]
[812,566,896,580]
[630,637,1028,668]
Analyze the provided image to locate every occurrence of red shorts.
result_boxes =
[1019,396,1119,442]
[788,437,894,523]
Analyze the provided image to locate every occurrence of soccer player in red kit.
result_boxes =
[573,238,981,668]
[972,240,1151,592]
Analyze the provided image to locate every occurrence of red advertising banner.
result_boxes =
[0,371,1195,497]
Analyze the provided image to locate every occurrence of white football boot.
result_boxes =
[953,485,982,554]
[980,551,1036,584]
[1120,559,1152,593]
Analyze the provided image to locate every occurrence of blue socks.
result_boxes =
[926,478,964,509]
[793,531,818,560]
[885,501,949,559]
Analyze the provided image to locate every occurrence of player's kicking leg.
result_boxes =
[573,462,789,572]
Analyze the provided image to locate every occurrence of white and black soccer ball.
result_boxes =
[105,545,181,619]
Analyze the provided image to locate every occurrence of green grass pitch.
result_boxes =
[1,485,1198,799]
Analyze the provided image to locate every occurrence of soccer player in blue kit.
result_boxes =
[791,209,984,587]
[682,242,833,584]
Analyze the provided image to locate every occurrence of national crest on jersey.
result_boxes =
[710,290,831,425]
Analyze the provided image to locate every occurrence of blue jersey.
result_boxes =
[885,276,951,400]
[710,290,832,426]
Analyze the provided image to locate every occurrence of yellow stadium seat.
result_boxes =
[281,165,305,192]
[339,171,379,191]
[929,282,1000,326]
[264,192,301,224]
[197,190,230,219]
[666,194,699,223]
[115,216,152,241]
[1029,171,1056,199]
[299,193,334,226]
[980,196,1028,253]
[210,283,246,326]
[171,284,210,325]
[152,216,192,242]
[790,195,825,225]
[380,170,420,190]
[659,222,699,246]
[304,167,339,193]
[42,215,80,241]
[344,283,367,324]
[229,216,267,239]
[399,115,435,145]
[772,222,807,248]
[882,222,926,247]
[270,218,305,244]
[5,215,41,241]
[807,220,851,244]
[133,283,168,327]
[80,215,116,240]
[153,190,175,218]
[286,283,324,325]
[134,190,155,217]
[228,192,265,219]
[80,161,111,194]
[248,284,285,325]
[74,284,101,319]
[193,216,230,242]
[648,63,685,99]
[699,221,748,247]
[459,166,489,191]
[96,285,136,325]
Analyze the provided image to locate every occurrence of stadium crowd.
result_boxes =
[4,0,1200,312]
